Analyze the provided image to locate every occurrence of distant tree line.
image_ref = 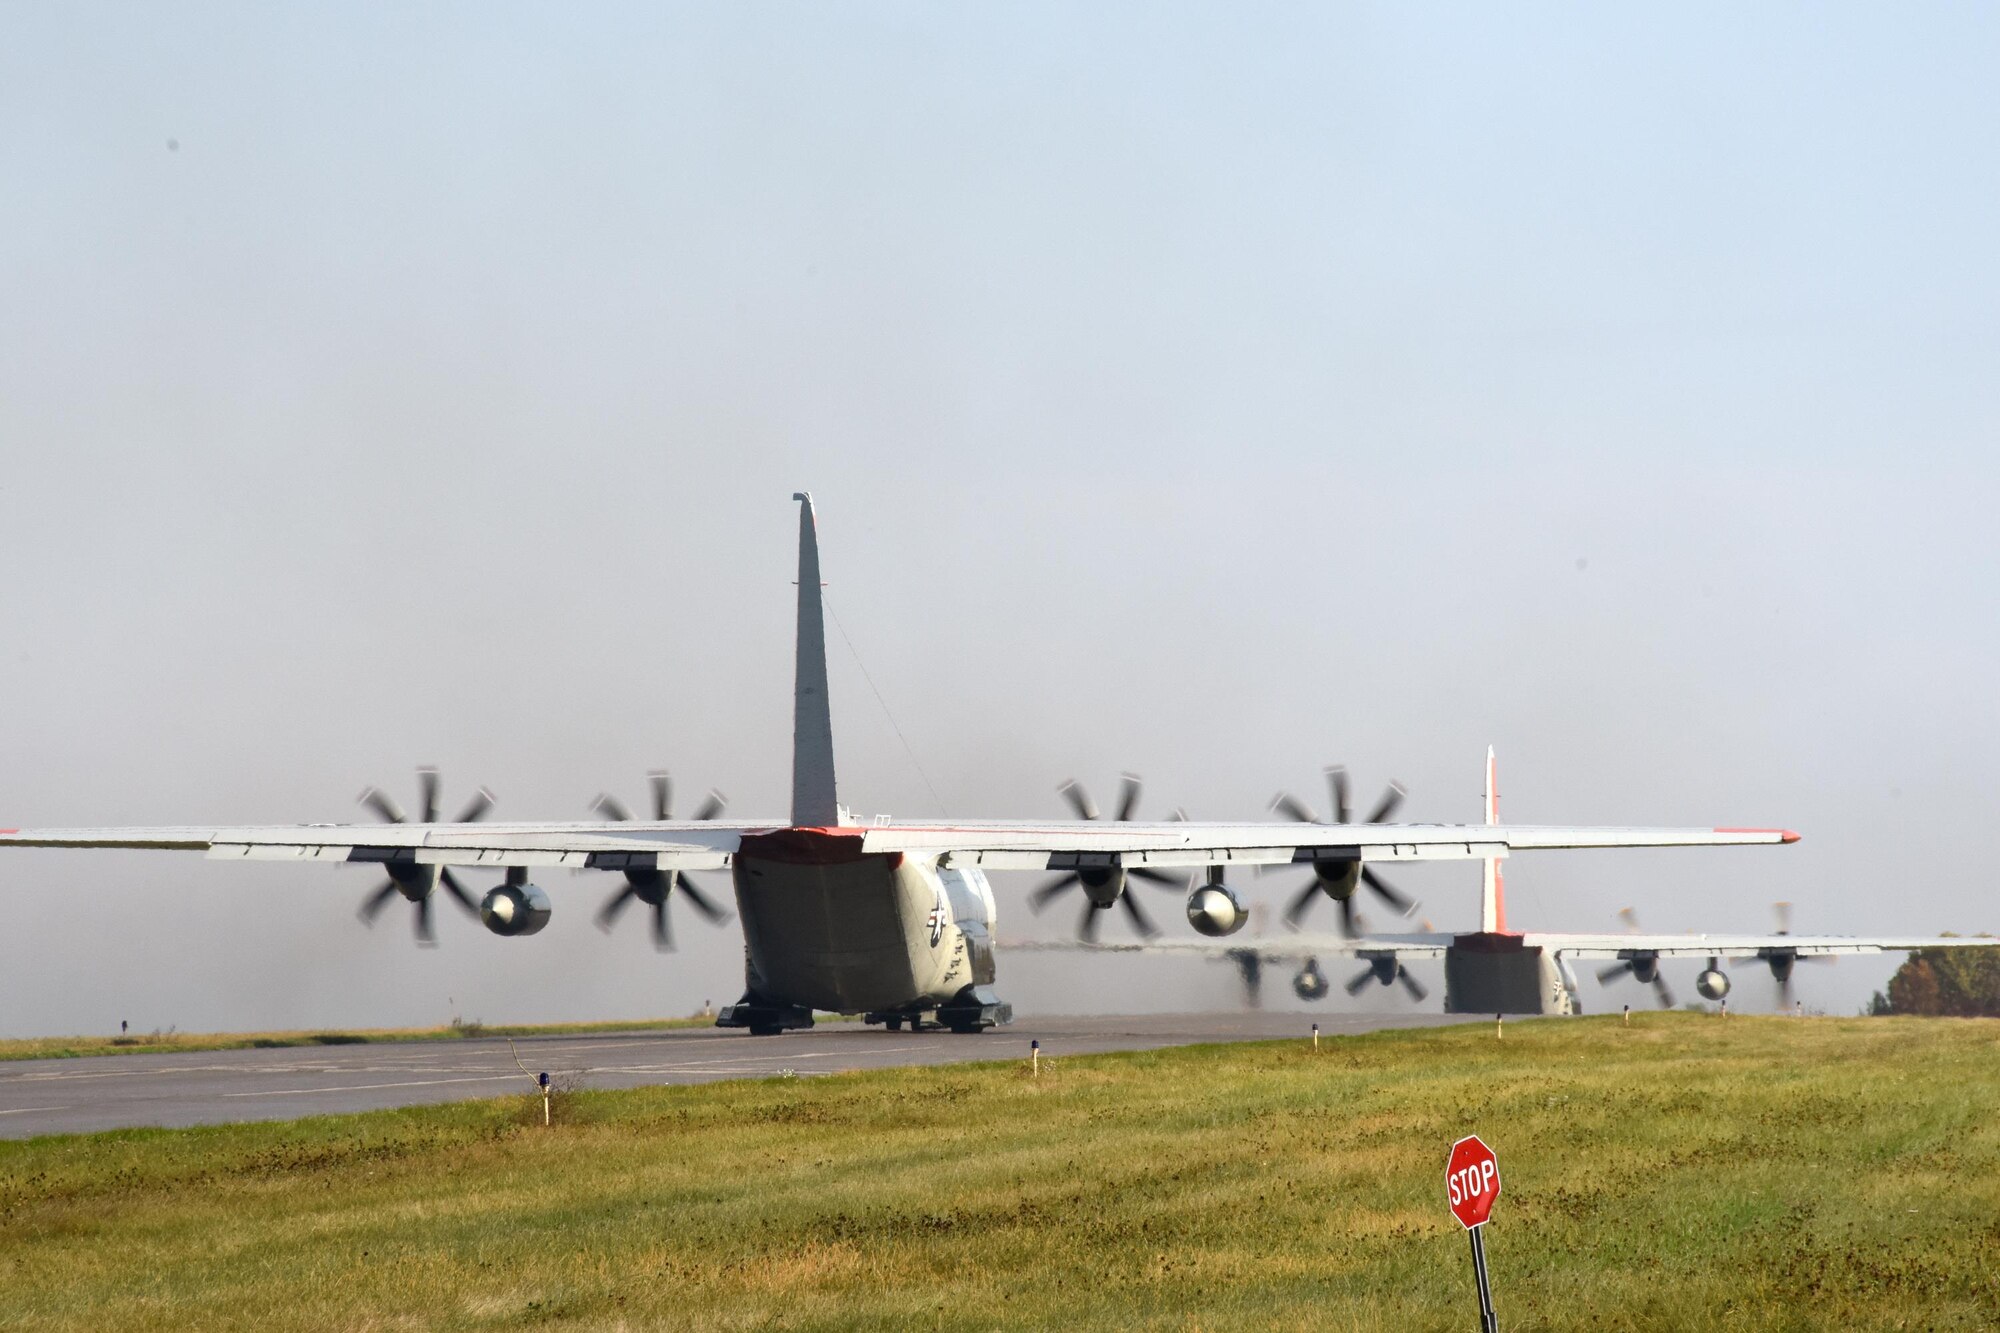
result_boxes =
[1868,942,2000,1016]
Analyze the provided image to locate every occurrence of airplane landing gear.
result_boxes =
[716,993,814,1035]
[866,989,1013,1034]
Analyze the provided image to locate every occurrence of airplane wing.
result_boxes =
[1529,932,1996,960]
[0,821,767,870]
[869,821,1797,870]
[0,819,1798,871]
[999,932,1456,960]
[1001,930,1991,962]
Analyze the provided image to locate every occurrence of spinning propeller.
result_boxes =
[1346,955,1430,1002]
[1269,766,1418,934]
[593,772,733,950]
[355,767,494,946]
[1029,774,1185,942]
[1596,907,1675,1008]
[1227,948,1265,1008]
[1759,900,1831,1008]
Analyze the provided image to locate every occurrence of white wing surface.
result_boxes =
[0,821,766,870]
[1000,932,1456,960]
[870,821,1797,870]
[0,817,1795,875]
[1527,932,1995,960]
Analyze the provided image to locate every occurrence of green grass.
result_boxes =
[0,1016,724,1062]
[4,1014,1999,1330]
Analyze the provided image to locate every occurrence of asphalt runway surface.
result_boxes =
[0,1011,1477,1139]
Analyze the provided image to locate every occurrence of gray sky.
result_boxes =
[1,4,1994,1034]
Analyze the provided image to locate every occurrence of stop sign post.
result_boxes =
[1446,1135,1501,1332]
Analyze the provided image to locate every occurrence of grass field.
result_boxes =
[4,1014,1998,1330]
[0,1016,726,1062]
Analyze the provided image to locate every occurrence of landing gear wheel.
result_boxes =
[748,1024,781,1037]
[947,1023,986,1035]
[885,1017,903,1031]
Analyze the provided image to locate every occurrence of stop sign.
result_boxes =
[1446,1135,1501,1229]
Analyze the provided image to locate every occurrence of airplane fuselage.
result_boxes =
[721,827,1004,1031]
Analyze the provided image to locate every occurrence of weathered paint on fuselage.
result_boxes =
[731,828,996,1013]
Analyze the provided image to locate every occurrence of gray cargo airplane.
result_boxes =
[0,496,1800,1033]
[1028,749,1983,1015]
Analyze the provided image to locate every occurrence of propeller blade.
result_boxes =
[1169,807,1189,822]
[438,869,480,916]
[1327,767,1351,825]
[650,771,672,821]
[452,790,493,824]
[692,790,727,822]
[1031,872,1082,913]
[358,788,406,824]
[1398,966,1430,1003]
[417,767,440,824]
[1058,780,1099,821]
[1774,901,1793,936]
[597,882,639,931]
[1618,907,1641,933]
[1363,782,1406,824]
[1271,792,1319,824]
[415,892,436,946]
[676,874,732,925]
[1079,903,1103,944]
[1283,879,1322,930]
[1778,974,1795,1008]
[651,897,674,951]
[358,879,399,923]
[1231,950,1263,1008]
[1652,974,1676,1008]
[1114,774,1142,823]
[1129,867,1179,890]
[1120,891,1160,939]
[593,794,635,822]
[1361,867,1416,916]
[1597,960,1636,984]
[1338,896,1358,938]
[1345,966,1375,996]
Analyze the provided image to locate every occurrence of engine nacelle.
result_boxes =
[480,882,552,937]
[1186,883,1248,937]
[1076,864,1126,909]
[1293,958,1330,1001]
[1311,858,1362,901]
[1696,967,1731,1001]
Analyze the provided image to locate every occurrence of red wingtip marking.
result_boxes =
[0,828,15,835]
[1714,827,1801,844]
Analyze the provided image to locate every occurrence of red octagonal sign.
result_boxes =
[1446,1135,1501,1229]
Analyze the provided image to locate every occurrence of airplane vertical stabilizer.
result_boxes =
[1482,746,1509,933]
[790,493,841,827]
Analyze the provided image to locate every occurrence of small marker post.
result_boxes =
[1030,1039,1040,1077]
[1720,999,1728,1019]
[1494,1012,1503,1040]
[1622,1004,1630,1026]
[1312,1023,1319,1051]
[538,1071,551,1126]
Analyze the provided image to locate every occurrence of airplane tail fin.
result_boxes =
[1482,746,1508,933]
[790,493,842,827]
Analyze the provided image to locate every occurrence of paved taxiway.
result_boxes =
[0,1011,1478,1139]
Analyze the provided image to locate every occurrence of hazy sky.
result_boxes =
[2,4,1995,1034]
